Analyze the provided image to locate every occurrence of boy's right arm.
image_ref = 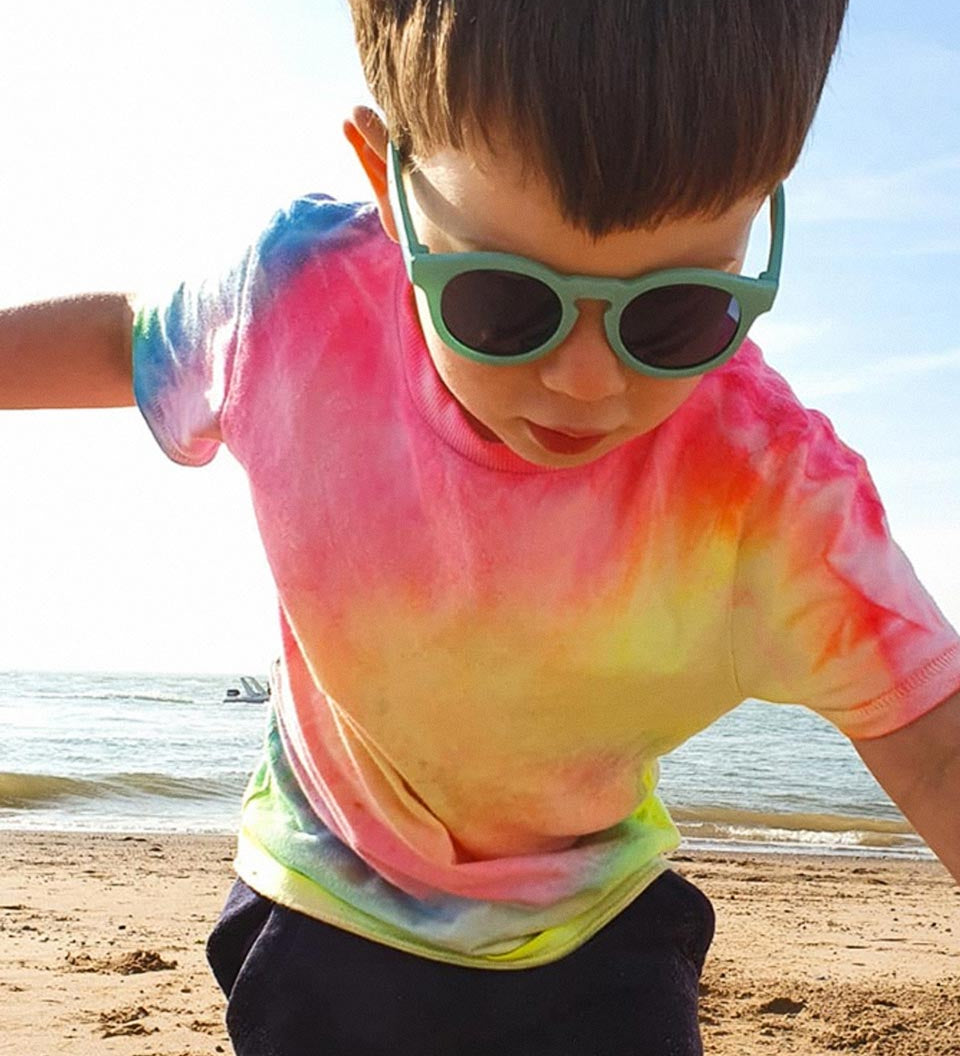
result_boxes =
[0,294,135,409]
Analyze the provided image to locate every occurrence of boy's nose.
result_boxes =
[536,300,628,402]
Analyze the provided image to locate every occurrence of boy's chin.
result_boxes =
[503,422,626,468]
[453,398,630,466]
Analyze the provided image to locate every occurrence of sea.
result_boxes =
[0,669,929,859]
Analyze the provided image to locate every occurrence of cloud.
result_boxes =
[749,319,833,357]
[790,156,960,225]
[885,238,960,258]
[786,347,960,399]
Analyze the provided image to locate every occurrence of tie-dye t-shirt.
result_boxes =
[132,196,960,969]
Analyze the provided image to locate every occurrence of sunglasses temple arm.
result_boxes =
[387,142,431,267]
[759,184,786,286]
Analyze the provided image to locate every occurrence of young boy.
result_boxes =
[3,2,959,1053]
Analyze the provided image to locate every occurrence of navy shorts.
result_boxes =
[207,869,715,1056]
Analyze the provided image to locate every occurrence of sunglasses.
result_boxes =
[387,142,784,378]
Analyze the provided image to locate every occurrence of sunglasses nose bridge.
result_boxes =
[568,281,622,349]
[563,274,623,332]
[567,274,615,327]
[548,275,625,358]
[571,295,614,322]
[563,272,616,305]
[568,295,616,347]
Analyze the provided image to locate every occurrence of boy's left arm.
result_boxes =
[853,690,960,883]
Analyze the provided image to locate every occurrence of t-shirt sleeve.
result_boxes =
[130,195,376,467]
[131,247,256,467]
[731,411,960,739]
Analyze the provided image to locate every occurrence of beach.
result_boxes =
[1,833,957,1055]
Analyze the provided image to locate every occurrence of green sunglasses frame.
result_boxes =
[387,141,785,378]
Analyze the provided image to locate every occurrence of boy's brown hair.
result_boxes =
[349,0,848,235]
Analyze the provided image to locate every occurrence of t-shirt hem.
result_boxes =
[233,825,674,971]
[134,394,220,467]
[130,310,221,468]
[834,641,960,740]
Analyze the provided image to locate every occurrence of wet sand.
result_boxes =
[1,832,957,1054]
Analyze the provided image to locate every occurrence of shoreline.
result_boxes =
[1,832,957,1054]
[0,823,933,861]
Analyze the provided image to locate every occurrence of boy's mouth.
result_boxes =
[524,420,610,456]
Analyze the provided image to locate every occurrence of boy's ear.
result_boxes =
[343,106,399,243]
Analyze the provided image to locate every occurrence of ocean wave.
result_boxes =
[668,804,912,834]
[669,803,921,851]
[28,691,197,705]
[0,770,240,808]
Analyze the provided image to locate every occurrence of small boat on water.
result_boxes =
[223,676,270,704]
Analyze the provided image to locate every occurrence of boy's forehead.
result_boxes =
[408,143,765,277]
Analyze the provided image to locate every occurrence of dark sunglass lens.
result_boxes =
[440,271,563,357]
[619,285,742,369]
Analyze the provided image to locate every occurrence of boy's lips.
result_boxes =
[524,420,612,455]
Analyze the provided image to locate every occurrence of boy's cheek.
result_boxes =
[411,289,491,401]
[411,289,460,395]
[411,287,440,356]
[409,289,507,434]
[629,374,703,431]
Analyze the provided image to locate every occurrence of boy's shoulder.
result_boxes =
[695,341,866,483]
[251,194,385,279]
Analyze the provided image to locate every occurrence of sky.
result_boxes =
[0,0,957,674]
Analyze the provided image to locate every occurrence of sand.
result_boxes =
[0,832,958,1055]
